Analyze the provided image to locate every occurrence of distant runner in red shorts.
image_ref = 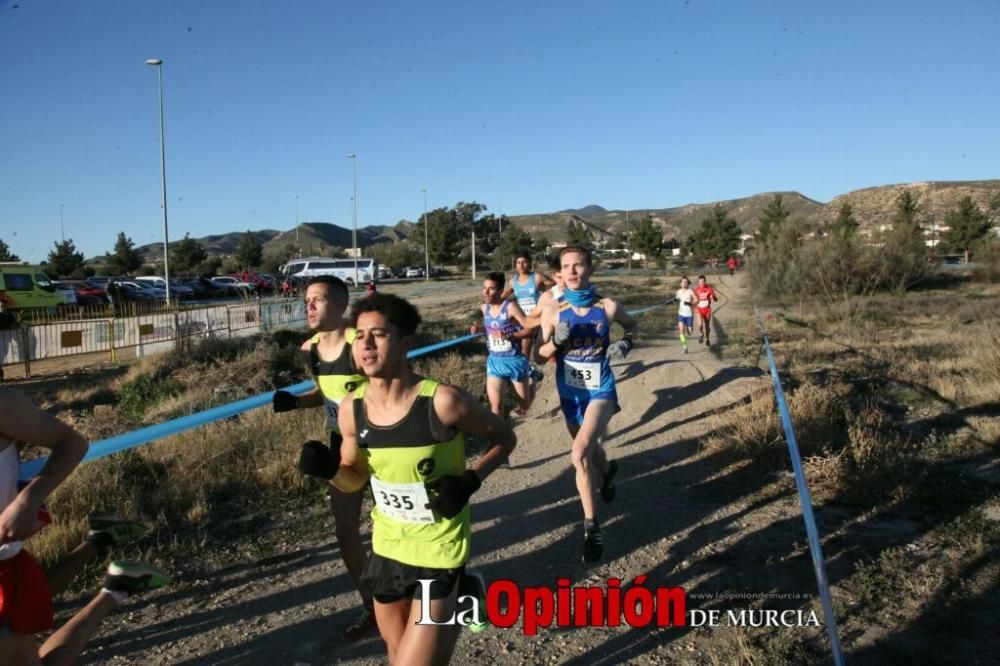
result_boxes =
[693,275,719,346]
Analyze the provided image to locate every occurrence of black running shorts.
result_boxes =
[362,551,463,604]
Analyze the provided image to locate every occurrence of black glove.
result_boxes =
[272,389,300,413]
[425,470,481,519]
[298,434,342,480]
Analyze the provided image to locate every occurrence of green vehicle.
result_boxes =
[0,263,68,313]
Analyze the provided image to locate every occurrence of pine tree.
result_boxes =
[105,233,143,275]
[0,238,20,262]
[756,194,790,247]
[689,205,742,262]
[632,216,665,268]
[944,196,990,262]
[235,231,263,269]
[828,202,859,238]
[47,239,86,277]
[171,233,208,274]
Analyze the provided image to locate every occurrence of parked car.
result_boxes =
[108,281,155,302]
[134,276,195,299]
[209,276,255,296]
[256,273,279,292]
[54,280,108,305]
[229,271,273,293]
[176,277,217,299]
[405,266,424,278]
[376,266,393,280]
[52,282,78,305]
[118,280,167,300]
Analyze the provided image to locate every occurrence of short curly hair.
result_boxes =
[349,293,422,337]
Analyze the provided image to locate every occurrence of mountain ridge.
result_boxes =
[131,179,999,261]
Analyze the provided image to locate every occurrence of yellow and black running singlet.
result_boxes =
[310,329,365,433]
[353,379,469,569]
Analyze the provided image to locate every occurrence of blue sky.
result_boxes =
[1,0,997,262]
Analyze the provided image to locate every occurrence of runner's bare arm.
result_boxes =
[500,279,514,302]
[605,299,639,339]
[332,391,370,493]
[535,300,560,363]
[470,304,485,334]
[0,388,88,544]
[433,384,516,482]
[537,272,555,290]
[507,302,537,337]
[278,340,323,409]
[523,289,553,328]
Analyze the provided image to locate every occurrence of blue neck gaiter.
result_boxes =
[564,284,598,308]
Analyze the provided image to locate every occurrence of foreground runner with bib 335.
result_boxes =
[319,294,516,665]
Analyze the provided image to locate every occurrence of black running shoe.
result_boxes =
[583,526,604,563]
[600,460,618,503]
[342,605,378,642]
[529,366,545,383]
[698,334,704,344]
[86,515,148,551]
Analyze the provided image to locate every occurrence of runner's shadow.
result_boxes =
[611,365,763,444]
[613,387,763,448]
[613,358,674,381]
[706,317,728,359]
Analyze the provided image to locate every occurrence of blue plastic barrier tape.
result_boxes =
[754,307,845,666]
[18,334,484,481]
[19,305,663,481]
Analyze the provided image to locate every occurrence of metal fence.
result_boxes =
[1,299,306,376]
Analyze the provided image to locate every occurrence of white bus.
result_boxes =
[279,257,376,285]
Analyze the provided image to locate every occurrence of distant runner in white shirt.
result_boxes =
[675,276,695,354]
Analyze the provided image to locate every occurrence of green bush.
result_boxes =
[119,373,181,419]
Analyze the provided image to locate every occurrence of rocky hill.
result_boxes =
[137,179,1000,259]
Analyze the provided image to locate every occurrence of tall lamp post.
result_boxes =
[346,153,358,284]
[625,209,632,272]
[421,188,429,281]
[145,58,172,305]
[294,194,300,258]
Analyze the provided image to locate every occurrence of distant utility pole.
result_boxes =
[626,210,631,272]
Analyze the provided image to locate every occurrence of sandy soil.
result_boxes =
[50,273,839,664]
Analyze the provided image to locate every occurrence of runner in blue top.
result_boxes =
[503,253,553,378]
[470,272,536,420]
[536,247,638,563]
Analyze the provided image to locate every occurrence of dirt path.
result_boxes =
[66,272,835,664]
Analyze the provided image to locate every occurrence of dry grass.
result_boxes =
[717,277,1000,663]
[23,333,318,567]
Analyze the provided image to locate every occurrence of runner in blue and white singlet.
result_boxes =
[472,272,535,420]
[537,247,638,564]
[553,299,617,410]
[510,271,540,315]
[505,253,555,375]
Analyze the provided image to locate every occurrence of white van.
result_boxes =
[279,257,375,285]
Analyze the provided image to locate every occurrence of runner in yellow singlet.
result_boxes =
[271,275,376,641]
[322,293,516,665]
